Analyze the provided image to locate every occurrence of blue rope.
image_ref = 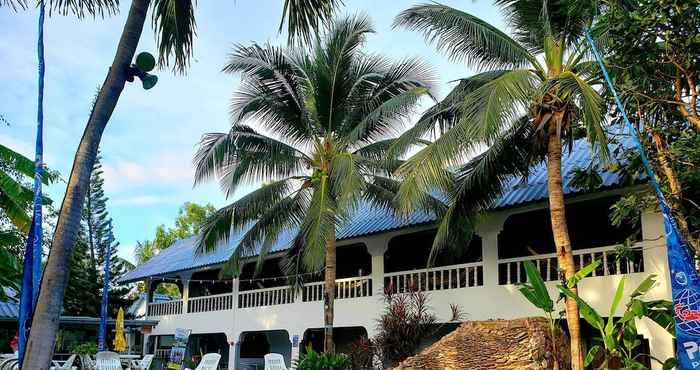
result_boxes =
[584,30,678,223]
[18,2,45,367]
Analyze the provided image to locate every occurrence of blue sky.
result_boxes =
[1,1,504,263]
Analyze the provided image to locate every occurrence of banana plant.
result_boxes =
[559,275,675,370]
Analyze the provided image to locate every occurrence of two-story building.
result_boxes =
[118,138,675,370]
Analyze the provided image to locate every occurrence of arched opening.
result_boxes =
[237,330,291,369]
[301,326,368,355]
[384,229,482,273]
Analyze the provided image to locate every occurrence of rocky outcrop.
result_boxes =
[393,317,569,370]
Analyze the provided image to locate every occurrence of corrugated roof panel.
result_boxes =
[118,136,635,283]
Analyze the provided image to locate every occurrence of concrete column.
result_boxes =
[290,333,301,366]
[477,214,506,287]
[365,235,389,296]
[641,211,672,299]
[179,272,192,314]
[227,335,238,370]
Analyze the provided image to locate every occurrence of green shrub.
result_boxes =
[71,342,98,355]
[293,347,352,370]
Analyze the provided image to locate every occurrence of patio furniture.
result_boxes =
[129,354,154,370]
[95,351,121,370]
[79,354,97,370]
[184,353,221,370]
[264,353,289,370]
[51,354,77,370]
[0,357,18,370]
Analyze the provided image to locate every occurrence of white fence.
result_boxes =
[384,262,484,294]
[147,299,183,316]
[302,276,373,302]
[188,293,234,313]
[497,245,644,285]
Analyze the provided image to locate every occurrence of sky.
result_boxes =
[1,1,505,263]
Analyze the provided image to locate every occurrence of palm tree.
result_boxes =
[1,1,340,368]
[193,14,435,352]
[0,143,49,233]
[392,2,608,369]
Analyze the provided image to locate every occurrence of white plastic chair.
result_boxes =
[95,351,121,370]
[51,354,77,370]
[264,353,289,370]
[185,353,221,370]
[129,354,154,370]
[0,357,18,370]
[79,354,97,370]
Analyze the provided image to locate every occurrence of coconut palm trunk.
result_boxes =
[546,121,584,370]
[22,1,150,368]
[324,230,336,353]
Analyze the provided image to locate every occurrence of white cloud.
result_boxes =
[112,195,174,206]
[102,151,194,193]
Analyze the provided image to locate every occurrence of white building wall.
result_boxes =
[143,207,674,370]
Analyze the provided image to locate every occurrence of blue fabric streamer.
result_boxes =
[98,229,114,351]
[18,2,46,368]
[586,30,697,369]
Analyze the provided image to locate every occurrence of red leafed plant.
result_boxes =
[350,280,464,368]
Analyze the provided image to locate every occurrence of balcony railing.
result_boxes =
[238,285,295,309]
[497,244,644,285]
[384,261,484,294]
[147,299,183,316]
[188,292,234,313]
[302,276,372,302]
[145,244,647,317]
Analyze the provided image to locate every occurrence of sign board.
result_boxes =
[167,328,191,370]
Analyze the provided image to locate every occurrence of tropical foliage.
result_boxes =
[193,14,435,351]
[560,275,674,370]
[1,1,343,367]
[134,202,216,265]
[596,0,700,251]
[294,347,352,370]
[392,2,610,367]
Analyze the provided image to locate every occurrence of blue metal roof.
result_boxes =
[118,136,634,283]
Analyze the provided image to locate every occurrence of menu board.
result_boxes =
[167,328,192,370]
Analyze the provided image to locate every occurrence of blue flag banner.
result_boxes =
[98,228,114,351]
[586,31,698,369]
[18,2,46,368]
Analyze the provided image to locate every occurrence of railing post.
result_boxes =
[477,214,505,287]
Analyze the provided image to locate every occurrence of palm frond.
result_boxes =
[386,70,510,160]
[279,0,342,46]
[298,176,339,270]
[428,117,536,264]
[0,0,26,12]
[394,3,537,70]
[224,189,309,276]
[195,178,297,254]
[314,13,375,133]
[0,143,36,178]
[552,71,609,159]
[152,0,196,74]
[459,69,538,143]
[329,152,364,211]
[495,0,597,51]
[224,43,315,145]
[193,125,309,197]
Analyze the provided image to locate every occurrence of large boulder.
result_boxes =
[393,317,569,370]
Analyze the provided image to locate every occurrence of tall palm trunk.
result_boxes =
[546,120,584,370]
[22,1,151,368]
[324,230,336,353]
